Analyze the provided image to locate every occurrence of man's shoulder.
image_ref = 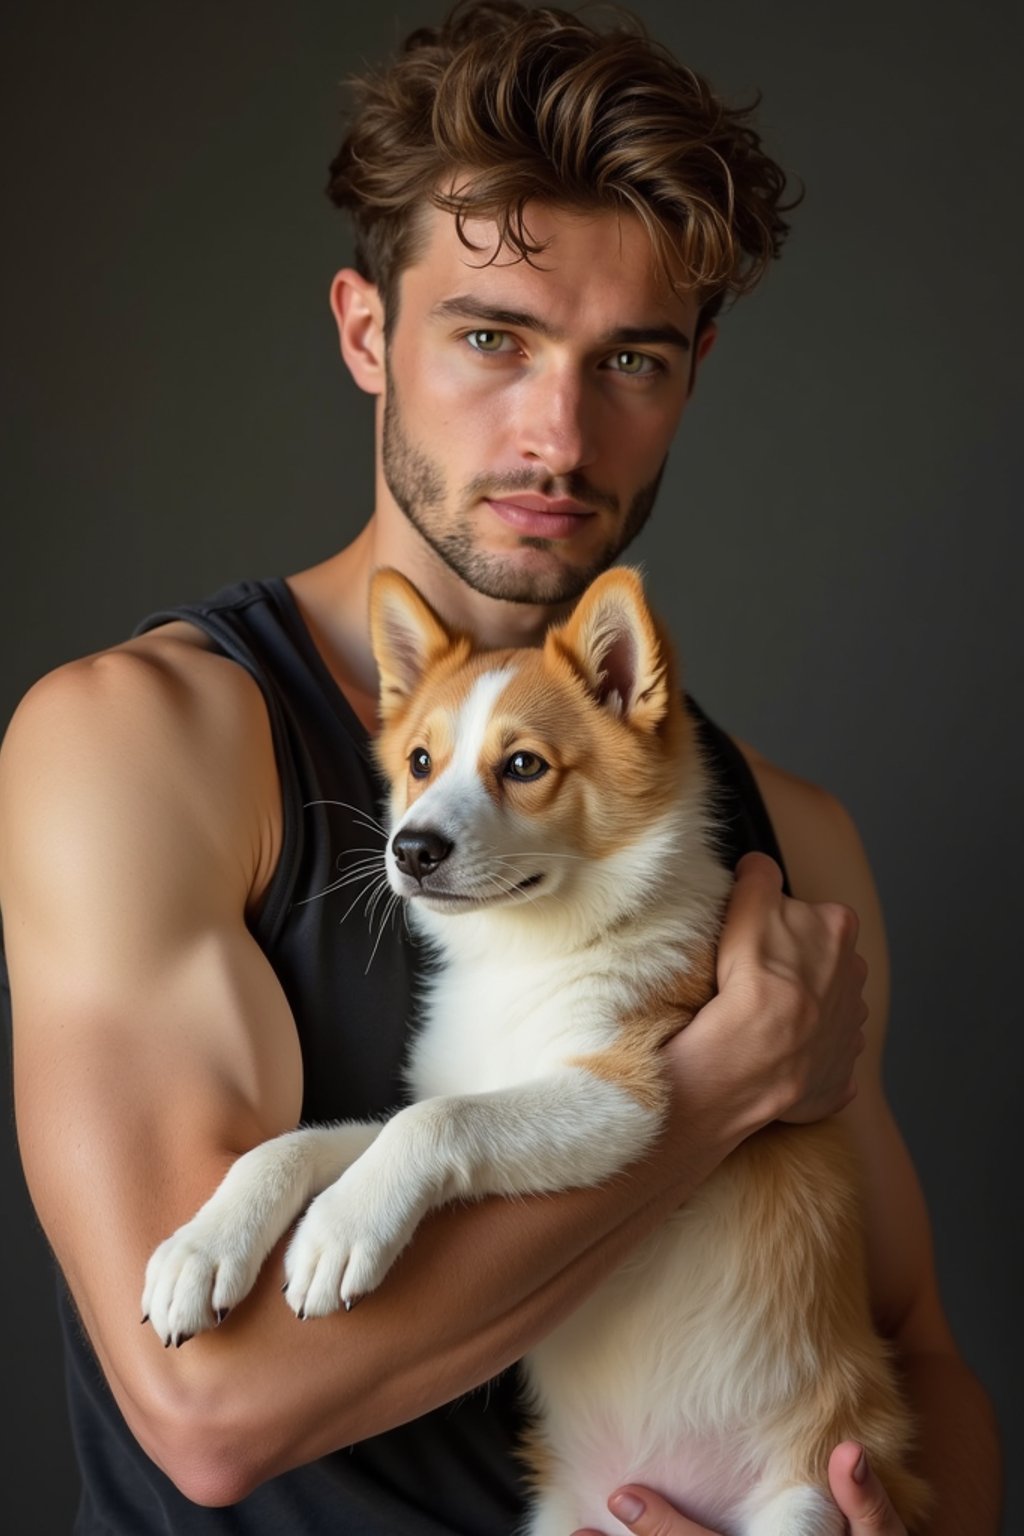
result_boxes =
[0,624,281,904]
[5,621,267,764]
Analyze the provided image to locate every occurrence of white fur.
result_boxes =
[741,1485,846,1536]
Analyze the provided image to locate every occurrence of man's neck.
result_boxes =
[285,516,573,734]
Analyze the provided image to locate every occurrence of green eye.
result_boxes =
[610,350,655,375]
[467,329,508,353]
[504,751,548,782]
[410,748,431,779]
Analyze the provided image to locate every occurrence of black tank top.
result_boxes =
[21,576,787,1534]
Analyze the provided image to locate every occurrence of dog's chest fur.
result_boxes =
[406,857,727,1102]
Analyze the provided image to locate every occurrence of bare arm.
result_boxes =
[747,753,1002,1535]
[1,644,866,1509]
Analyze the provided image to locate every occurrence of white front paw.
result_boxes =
[142,1216,264,1347]
[283,1161,424,1319]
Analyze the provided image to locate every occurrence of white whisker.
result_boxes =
[364,877,392,926]
[303,798,389,837]
[329,858,389,882]
[364,893,402,975]
[337,873,390,927]
[293,856,387,907]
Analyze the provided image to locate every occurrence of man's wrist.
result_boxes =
[666,991,781,1153]
[657,1008,770,1196]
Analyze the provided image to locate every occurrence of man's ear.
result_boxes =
[370,569,457,724]
[330,268,385,396]
[687,320,717,399]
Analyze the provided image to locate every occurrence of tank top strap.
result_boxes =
[686,695,792,894]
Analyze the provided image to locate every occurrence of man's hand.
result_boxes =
[828,1442,911,1533]
[571,1484,721,1534]
[674,851,868,1134]
[571,1442,910,1533]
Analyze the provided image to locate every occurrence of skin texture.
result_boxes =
[0,204,1000,1528]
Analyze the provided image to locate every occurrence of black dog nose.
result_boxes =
[391,829,453,883]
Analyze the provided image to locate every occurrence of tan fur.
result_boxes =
[572,943,717,1112]
[548,567,672,735]
[697,1122,930,1525]
[370,568,466,725]
[517,1420,556,1493]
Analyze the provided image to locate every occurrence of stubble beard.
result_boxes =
[381,374,666,606]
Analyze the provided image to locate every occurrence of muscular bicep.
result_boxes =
[1,647,302,1429]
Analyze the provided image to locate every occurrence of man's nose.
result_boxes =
[514,368,597,477]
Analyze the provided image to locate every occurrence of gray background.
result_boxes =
[2,1,1019,1530]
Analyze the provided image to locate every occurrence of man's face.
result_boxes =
[378,203,713,606]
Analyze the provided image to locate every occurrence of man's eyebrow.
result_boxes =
[431,296,691,352]
[609,325,691,353]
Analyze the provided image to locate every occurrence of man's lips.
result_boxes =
[484,494,597,539]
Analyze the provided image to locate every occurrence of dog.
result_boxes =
[144,566,929,1535]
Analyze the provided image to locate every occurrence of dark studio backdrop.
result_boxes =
[2,1,1020,1530]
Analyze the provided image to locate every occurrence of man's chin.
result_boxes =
[436,544,608,606]
[395,491,627,605]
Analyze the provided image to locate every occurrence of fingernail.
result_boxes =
[609,1491,645,1524]
[853,1447,869,1485]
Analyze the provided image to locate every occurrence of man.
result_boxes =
[0,2,999,1533]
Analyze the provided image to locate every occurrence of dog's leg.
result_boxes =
[284,1067,657,1317]
[143,1121,382,1344]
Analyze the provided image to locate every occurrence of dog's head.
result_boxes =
[370,567,704,937]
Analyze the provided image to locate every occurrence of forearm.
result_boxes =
[114,1066,751,1504]
[900,1349,1001,1536]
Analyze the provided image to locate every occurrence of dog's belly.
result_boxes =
[528,1210,761,1536]
[522,1172,808,1534]
[527,1437,754,1536]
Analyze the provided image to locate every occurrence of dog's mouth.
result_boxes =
[413,871,544,907]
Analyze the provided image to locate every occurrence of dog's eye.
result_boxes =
[409,748,432,779]
[504,751,548,782]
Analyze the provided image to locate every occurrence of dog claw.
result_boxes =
[140,1314,149,1325]
[215,1308,230,1325]
[174,1333,192,1349]
[344,1295,362,1312]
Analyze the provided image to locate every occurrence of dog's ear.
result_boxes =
[547,568,672,732]
[370,570,454,723]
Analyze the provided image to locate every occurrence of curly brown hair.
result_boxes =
[326,0,799,330]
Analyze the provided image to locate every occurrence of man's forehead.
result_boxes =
[399,199,700,331]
